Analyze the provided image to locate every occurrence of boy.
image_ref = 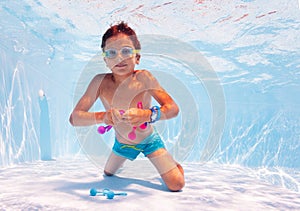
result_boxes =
[69,22,184,191]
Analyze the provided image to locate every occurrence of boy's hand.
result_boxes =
[122,108,151,126]
[110,108,124,125]
[103,109,115,125]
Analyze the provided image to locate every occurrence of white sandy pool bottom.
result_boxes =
[1,156,300,211]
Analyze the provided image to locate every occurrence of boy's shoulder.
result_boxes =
[135,69,160,88]
[92,73,110,81]
[135,69,155,80]
[94,73,110,78]
[88,73,111,87]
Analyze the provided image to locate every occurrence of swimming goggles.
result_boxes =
[102,46,140,59]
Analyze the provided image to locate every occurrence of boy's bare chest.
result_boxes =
[99,77,148,108]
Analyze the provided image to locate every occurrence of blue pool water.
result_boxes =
[1,0,300,192]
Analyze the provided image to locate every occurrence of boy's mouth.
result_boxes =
[115,63,127,68]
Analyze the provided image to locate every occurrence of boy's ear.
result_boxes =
[103,56,108,63]
[103,57,110,68]
[136,54,141,64]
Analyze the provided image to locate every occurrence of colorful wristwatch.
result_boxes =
[149,106,161,123]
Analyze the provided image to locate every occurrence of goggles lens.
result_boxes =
[103,47,139,59]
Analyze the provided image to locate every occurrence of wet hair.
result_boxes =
[101,22,141,51]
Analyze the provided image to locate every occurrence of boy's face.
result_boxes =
[103,33,139,76]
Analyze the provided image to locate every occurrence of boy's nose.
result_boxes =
[115,53,123,60]
[111,56,125,68]
[115,55,124,63]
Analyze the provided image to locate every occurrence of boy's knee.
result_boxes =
[167,176,185,192]
[162,164,185,192]
[149,151,177,175]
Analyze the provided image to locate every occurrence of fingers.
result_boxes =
[109,108,148,126]
[112,108,123,123]
[122,108,147,126]
[122,108,136,123]
[103,110,113,125]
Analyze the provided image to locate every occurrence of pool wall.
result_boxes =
[1,0,300,170]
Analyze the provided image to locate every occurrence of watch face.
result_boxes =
[152,112,157,119]
[151,110,158,122]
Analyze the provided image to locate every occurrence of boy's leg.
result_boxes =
[147,148,185,191]
[104,152,127,176]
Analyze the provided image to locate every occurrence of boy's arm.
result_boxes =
[150,88,179,120]
[142,70,179,120]
[69,75,108,126]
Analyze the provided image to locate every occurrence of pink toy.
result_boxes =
[137,102,147,130]
[126,102,147,140]
[97,125,112,134]
[128,127,137,140]
[97,102,147,140]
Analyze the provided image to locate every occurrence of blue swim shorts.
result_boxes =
[112,130,165,161]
